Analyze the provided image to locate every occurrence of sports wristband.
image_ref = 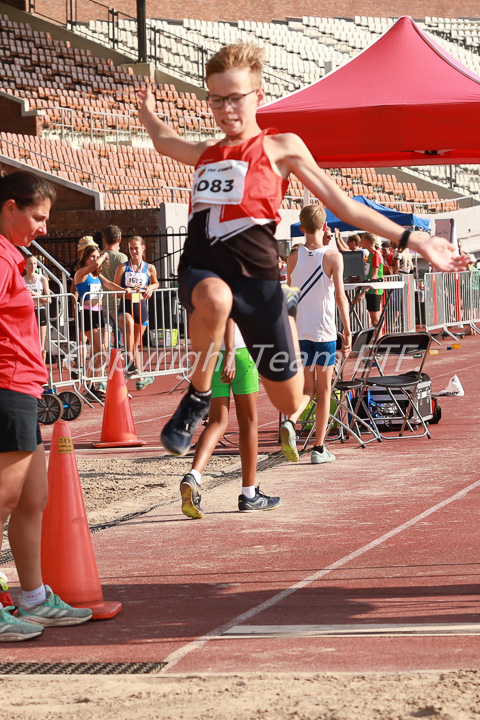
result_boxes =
[398,230,411,250]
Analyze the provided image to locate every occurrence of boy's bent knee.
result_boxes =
[192,279,232,319]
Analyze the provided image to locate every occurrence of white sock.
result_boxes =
[21,583,47,606]
[190,468,202,485]
[242,486,256,499]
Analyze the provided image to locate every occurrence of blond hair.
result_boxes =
[362,232,377,247]
[299,204,327,235]
[205,43,264,86]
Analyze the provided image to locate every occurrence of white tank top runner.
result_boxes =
[290,245,337,342]
[24,274,44,294]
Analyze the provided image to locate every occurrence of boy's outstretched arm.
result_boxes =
[274,133,468,273]
[137,87,211,167]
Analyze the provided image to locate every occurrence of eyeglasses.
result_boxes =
[206,89,257,109]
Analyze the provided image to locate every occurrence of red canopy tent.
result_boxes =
[257,16,480,168]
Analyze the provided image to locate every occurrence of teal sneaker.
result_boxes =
[136,376,154,391]
[311,447,336,464]
[0,605,44,642]
[15,585,93,627]
[280,420,299,462]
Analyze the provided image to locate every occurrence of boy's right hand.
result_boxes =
[137,87,155,125]
[221,351,236,384]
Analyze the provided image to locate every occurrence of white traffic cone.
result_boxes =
[440,374,465,396]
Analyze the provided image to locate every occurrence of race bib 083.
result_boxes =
[191,159,248,206]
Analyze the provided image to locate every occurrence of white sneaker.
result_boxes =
[311,447,336,464]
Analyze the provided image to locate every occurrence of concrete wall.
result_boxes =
[0,92,41,135]
[9,0,480,25]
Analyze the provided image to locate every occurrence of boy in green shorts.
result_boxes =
[180,319,281,518]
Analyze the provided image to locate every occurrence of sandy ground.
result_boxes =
[2,670,480,719]
[2,457,480,718]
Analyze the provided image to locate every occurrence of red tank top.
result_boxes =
[179,129,288,280]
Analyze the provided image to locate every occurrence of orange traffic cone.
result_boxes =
[41,420,122,620]
[93,349,146,448]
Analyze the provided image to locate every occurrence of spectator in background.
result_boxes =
[278,253,288,283]
[381,240,394,276]
[23,255,50,361]
[347,234,361,252]
[356,232,384,330]
[74,245,122,399]
[281,203,351,465]
[0,170,92,643]
[286,241,304,279]
[101,225,127,348]
[334,228,354,253]
[114,236,159,390]
[393,245,413,275]
[69,236,99,288]
[101,225,127,283]
[457,240,476,271]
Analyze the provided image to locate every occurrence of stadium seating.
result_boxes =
[0,12,468,211]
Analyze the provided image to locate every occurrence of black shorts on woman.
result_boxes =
[0,387,42,452]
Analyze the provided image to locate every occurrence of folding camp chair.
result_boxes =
[364,332,432,440]
[300,328,381,451]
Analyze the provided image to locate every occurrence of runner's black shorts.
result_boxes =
[179,267,297,382]
[35,305,47,328]
[82,308,103,333]
[366,293,382,312]
[0,387,42,452]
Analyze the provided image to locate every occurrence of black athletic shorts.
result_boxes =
[121,298,149,326]
[36,306,47,328]
[0,387,42,453]
[366,293,382,313]
[179,267,297,382]
[82,308,103,333]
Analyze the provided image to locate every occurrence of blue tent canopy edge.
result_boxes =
[290,195,431,237]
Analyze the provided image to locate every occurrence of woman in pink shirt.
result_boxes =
[0,170,92,642]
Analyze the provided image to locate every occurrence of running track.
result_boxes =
[4,333,480,672]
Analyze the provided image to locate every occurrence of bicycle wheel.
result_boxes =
[38,394,64,425]
[58,390,85,421]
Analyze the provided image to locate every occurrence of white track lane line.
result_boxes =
[160,477,480,673]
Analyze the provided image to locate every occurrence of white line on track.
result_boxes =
[430,360,480,380]
[160,477,480,673]
[222,622,480,638]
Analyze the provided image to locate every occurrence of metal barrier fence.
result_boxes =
[340,275,416,335]
[35,272,448,422]
[424,270,480,335]
[37,287,189,421]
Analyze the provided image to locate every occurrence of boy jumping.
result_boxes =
[137,43,466,457]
